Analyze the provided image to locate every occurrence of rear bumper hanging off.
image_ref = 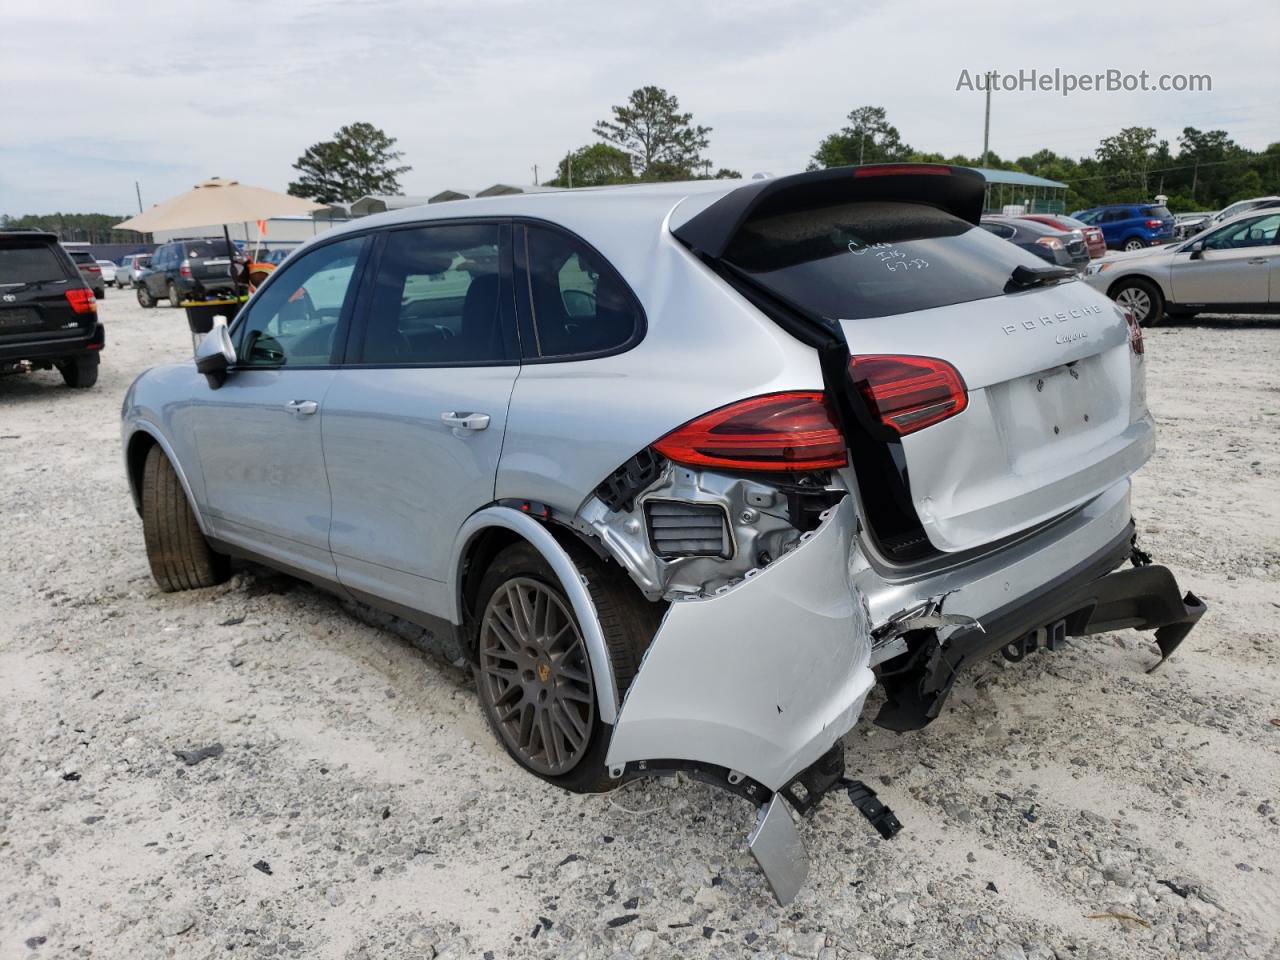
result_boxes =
[876,530,1207,731]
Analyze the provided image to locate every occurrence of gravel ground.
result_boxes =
[1,293,1278,960]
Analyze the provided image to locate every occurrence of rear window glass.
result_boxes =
[1142,206,1172,219]
[68,250,94,264]
[0,244,68,283]
[185,241,235,258]
[722,201,1044,322]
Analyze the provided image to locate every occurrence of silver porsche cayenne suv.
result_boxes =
[121,165,1204,901]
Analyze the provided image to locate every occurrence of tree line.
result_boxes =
[7,89,1277,232]
[284,93,1280,212]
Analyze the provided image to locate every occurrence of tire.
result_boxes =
[473,541,660,794]
[59,354,98,389]
[137,285,156,308]
[141,444,230,592]
[168,281,184,308]
[1111,276,1164,327]
[94,287,105,299]
[1122,237,1147,252]
[1163,307,1198,321]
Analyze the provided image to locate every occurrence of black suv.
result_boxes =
[0,231,105,388]
[66,248,106,298]
[138,238,243,308]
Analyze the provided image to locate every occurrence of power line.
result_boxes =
[1060,152,1278,184]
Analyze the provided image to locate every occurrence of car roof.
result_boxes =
[0,229,59,244]
[318,179,747,244]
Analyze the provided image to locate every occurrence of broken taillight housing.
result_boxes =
[65,288,97,314]
[848,355,968,436]
[653,392,848,472]
[1123,308,1144,355]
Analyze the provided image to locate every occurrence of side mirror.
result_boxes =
[194,316,237,389]
[1188,240,1205,260]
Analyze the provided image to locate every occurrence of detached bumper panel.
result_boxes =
[605,497,875,791]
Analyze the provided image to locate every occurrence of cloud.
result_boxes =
[1,0,1275,213]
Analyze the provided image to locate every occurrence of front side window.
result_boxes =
[523,224,642,358]
[1202,213,1280,250]
[357,223,509,365]
[235,235,365,367]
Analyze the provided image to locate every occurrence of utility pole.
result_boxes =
[858,131,865,166]
[134,180,143,213]
[1191,162,1198,202]
[532,164,539,186]
[567,153,573,189]
[981,84,991,167]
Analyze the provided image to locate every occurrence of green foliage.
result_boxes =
[545,143,635,188]
[0,212,132,243]
[593,86,711,179]
[808,106,913,170]
[811,107,1280,213]
[287,122,411,205]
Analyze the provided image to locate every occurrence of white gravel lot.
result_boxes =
[1,291,1278,960]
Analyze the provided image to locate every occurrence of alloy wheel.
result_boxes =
[1123,239,1145,252]
[478,577,595,775]
[1115,286,1151,324]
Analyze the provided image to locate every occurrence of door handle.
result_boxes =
[1247,258,1269,265]
[441,411,490,431]
[285,399,319,416]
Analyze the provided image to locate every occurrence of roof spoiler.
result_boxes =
[672,164,987,260]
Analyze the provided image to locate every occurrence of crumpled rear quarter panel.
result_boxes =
[605,498,874,791]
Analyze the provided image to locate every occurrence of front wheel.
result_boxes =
[473,542,659,793]
[1112,277,1164,327]
[1122,237,1147,252]
[141,445,230,592]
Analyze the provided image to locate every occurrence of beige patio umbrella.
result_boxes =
[115,177,325,234]
[116,178,326,300]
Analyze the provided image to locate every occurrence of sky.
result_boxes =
[1,0,1275,216]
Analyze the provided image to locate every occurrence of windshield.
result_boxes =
[722,200,1047,321]
[0,244,69,283]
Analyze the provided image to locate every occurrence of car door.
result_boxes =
[188,234,370,581]
[145,245,171,297]
[1169,212,1278,305]
[322,221,520,617]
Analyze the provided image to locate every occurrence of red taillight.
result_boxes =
[1123,309,1144,355]
[653,392,848,472]
[65,288,96,314]
[1145,219,1163,228]
[849,355,968,436]
[86,265,101,273]
[179,259,192,277]
[853,163,951,178]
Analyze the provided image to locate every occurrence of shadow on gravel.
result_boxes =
[1160,313,1280,330]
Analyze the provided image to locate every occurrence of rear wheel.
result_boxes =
[137,285,156,308]
[141,444,230,592]
[1122,237,1147,252]
[1112,276,1164,327]
[168,282,184,308]
[473,542,659,793]
[59,354,98,389]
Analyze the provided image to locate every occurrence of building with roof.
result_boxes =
[968,167,1069,214]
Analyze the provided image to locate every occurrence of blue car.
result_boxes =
[1071,203,1176,252]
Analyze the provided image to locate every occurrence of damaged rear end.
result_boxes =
[560,165,1204,901]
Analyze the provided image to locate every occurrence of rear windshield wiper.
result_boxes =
[1005,263,1076,291]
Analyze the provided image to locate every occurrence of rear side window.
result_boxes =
[722,201,1043,322]
[522,224,643,358]
[0,244,69,283]
[358,223,512,365]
